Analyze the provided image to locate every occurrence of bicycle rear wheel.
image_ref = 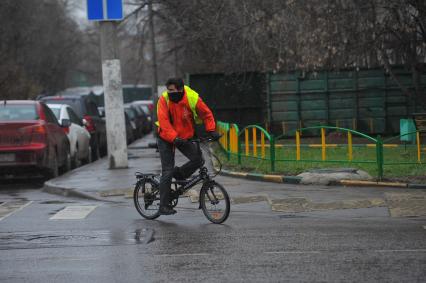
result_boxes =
[200,181,230,224]
[134,179,160,219]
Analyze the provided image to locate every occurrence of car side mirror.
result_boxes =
[61,119,71,127]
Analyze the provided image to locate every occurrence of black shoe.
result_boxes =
[159,206,176,215]
[173,167,185,181]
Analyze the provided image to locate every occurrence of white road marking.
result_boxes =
[0,201,33,221]
[423,225,426,230]
[50,205,98,220]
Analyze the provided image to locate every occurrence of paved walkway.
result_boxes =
[43,134,426,217]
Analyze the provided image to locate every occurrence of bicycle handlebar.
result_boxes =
[188,134,222,143]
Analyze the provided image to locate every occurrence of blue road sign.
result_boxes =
[87,0,123,21]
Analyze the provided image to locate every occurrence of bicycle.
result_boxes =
[133,136,230,224]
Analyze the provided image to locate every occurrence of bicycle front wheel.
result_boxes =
[200,181,230,224]
[134,179,160,220]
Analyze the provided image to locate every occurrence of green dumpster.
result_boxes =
[400,119,416,143]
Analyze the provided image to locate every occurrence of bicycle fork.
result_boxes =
[199,180,219,209]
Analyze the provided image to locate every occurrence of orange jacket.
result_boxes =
[157,88,216,143]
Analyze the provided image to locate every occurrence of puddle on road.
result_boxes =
[0,229,155,250]
[134,228,155,244]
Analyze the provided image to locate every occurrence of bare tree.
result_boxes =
[0,0,83,99]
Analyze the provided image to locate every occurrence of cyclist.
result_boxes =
[156,78,220,215]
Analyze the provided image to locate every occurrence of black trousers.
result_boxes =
[157,137,204,207]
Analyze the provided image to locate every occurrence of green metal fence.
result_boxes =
[217,121,425,180]
[190,66,426,136]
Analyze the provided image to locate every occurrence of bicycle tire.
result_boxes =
[200,181,230,224]
[134,178,160,220]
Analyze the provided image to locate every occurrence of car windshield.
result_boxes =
[42,98,83,117]
[140,105,150,115]
[49,107,61,119]
[0,104,38,121]
[125,108,135,119]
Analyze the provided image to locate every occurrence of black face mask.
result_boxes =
[168,91,184,103]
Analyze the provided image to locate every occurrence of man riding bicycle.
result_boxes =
[156,78,220,215]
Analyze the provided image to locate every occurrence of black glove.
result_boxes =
[208,131,221,141]
[173,137,186,147]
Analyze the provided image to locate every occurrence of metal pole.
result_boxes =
[100,21,128,169]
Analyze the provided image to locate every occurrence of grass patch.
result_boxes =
[213,144,426,180]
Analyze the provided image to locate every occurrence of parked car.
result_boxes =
[124,106,141,139]
[0,100,71,179]
[132,100,154,113]
[39,94,106,161]
[47,104,92,168]
[131,103,152,133]
[124,111,135,144]
[98,106,135,144]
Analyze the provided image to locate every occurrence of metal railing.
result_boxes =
[216,121,424,180]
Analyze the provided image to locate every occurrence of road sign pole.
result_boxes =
[100,21,128,169]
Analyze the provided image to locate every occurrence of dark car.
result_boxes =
[124,111,135,144]
[39,94,106,160]
[131,103,152,133]
[124,106,142,139]
[0,100,71,179]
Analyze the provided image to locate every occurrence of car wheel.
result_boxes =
[45,151,59,180]
[91,138,101,161]
[72,144,81,169]
[72,153,81,169]
[60,151,71,174]
[83,146,93,164]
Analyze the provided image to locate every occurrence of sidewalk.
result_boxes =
[43,134,426,217]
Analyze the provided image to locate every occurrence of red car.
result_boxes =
[0,100,71,179]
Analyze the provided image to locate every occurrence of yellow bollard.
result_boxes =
[417,132,421,163]
[253,128,257,157]
[235,128,238,153]
[224,128,228,151]
[229,127,233,153]
[296,130,301,161]
[348,131,353,161]
[321,128,326,161]
[231,127,235,153]
[245,128,249,156]
[261,131,265,158]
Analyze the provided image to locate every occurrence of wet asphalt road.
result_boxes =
[0,181,425,282]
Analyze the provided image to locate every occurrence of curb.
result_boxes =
[218,169,302,184]
[42,181,120,202]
